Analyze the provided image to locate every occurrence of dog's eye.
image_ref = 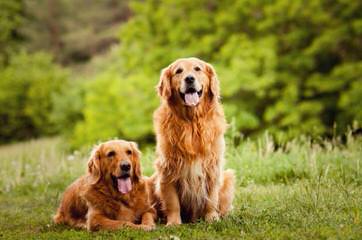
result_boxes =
[194,66,201,71]
[126,150,132,155]
[107,150,116,158]
[175,68,183,74]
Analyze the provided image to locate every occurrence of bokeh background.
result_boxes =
[1,0,361,148]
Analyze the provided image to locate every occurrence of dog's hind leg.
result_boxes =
[53,208,86,229]
[218,169,235,217]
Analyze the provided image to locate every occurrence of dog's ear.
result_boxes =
[129,141,142,182]
[205,62,220,100]
[87,144,102,184]
[157,66,172,99]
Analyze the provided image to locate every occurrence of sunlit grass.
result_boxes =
[0,135,361,239]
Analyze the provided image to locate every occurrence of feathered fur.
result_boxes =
[152,58,235,224]
[53,140,156,231]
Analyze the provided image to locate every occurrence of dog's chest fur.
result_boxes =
[177,159,207,217]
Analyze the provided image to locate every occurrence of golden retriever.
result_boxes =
[153,57,235,225]
[53,140,156,231]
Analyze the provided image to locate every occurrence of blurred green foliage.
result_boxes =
[0,0,23,66]
[70,68,158,147]
[0,0,361,147]
[72,0,362,147]
[20,0,130,64]
[0,51,68,142]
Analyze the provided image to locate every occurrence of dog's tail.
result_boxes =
[219,169,236,217]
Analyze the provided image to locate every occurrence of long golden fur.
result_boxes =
[153,57,235,225]
[53,140,156,231]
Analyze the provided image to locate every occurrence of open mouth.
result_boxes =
[180,88,203,106]
[112,174,132,194]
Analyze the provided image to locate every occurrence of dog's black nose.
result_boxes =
[120,162,131,172]
[185,75,195,84]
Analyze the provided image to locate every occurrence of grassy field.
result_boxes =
[0,135,361,239]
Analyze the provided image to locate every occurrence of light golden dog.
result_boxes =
[153,57,235,225]
[53,140,156,231]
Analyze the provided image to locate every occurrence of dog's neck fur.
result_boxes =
[156,95,226,159]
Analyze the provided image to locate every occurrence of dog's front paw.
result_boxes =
[166,213,181,226]
[138,224,155,231]
[166,217,181,226]
[205,211,219,222]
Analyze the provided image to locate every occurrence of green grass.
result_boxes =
[0,135,361,239]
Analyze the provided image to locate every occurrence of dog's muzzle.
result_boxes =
[180,75,203,106]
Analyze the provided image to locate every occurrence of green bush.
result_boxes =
[70,0,361,146]
[71,68,159,148]
[0,0,361,146]
[0,51,69,142]
[51,80,86,135]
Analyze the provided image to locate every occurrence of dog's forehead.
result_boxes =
[102,140,130,152]
[171,58,204,70]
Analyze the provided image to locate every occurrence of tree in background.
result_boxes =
[0,0,23,66]
[0,0,71,143]
[0,0,131,144]
[0,52,68,143]
[0,0,361,147]
[73,0,362,146]
[20,0,130,64]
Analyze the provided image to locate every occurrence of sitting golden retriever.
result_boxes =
[53,140,156,231]
[153,57,235,225]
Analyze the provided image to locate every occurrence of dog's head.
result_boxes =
[87,140,141,194]
[157,57,219,107]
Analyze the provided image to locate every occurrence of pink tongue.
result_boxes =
[117,178,132,194]
[185,92,200,106]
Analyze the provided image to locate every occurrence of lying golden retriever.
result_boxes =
[153,57,235,225]
[53,140,156,231]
